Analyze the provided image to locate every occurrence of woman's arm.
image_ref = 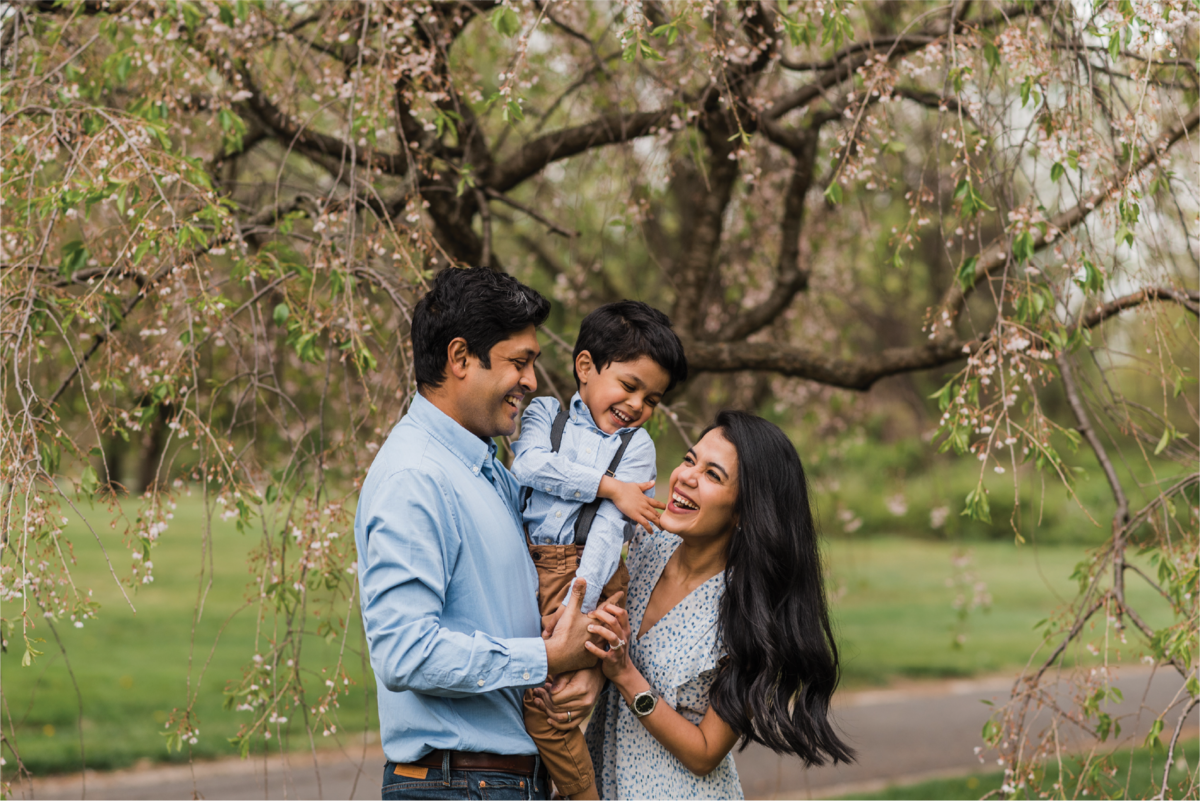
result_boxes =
[586,604,739,776]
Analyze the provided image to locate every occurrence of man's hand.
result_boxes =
[541,604,567,639]
[598,476,664,532]
[544,578,601,674]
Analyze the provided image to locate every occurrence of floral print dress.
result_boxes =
[584,527,742,799]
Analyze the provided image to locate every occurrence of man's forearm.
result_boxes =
[368,619,548,696]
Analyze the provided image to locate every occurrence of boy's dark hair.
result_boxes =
[572,301,688,392]
[412,266,551,389]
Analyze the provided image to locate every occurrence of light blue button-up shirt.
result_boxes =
[354,393,548,763]
[511,394,657,613]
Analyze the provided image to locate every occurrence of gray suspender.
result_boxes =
[524,406,636,546]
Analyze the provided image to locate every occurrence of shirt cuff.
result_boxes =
[508,637,549,687]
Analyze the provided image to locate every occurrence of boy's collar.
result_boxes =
[570,392,636,434]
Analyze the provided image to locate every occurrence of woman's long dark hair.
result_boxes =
[705,410,855,766]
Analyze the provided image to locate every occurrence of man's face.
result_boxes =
[457,326,540,439]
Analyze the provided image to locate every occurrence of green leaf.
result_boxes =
[639,40,666,61]
[983,41,1000,70]
[982,719,1000,744]
[1144,717,1164,749]
[60,240,89,277]
[962,487,992,523]
[80,466,99,497]
[1154,425,1173,455]
[265,484,279,504]
[650,21,679,45]
[502,99,525,123]
[1050,162,1064,182]
[1020,76,1034,107]
[957,256,978,290]
[491,5,520,37]
[1012,230,1035,263]
[115,54,133,84]
[273,302,290,326]
[823,182,843,204]
[1109,32,1121,60]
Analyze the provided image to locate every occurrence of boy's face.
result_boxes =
[575,352,670,435]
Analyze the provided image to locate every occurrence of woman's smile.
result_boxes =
[667,487,699,512]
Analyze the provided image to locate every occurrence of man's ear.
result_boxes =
[575,350,594,384]
[446,337,472,380]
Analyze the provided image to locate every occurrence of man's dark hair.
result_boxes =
[572,301,688,392]
[412,266,551,389]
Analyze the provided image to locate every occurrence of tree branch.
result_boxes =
[491,109,674,192]
[684,334,983,391]
[237,71,408,176]
[46,199,304,405]
[940,105,1200,316]
[670,113,741,338]
[715,131,818,341]
[1080,286,1200,329]
[1056,349,1130,620]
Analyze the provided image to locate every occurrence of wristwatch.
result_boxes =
[628,688,660,718]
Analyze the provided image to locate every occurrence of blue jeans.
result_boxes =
[381,759,549,800]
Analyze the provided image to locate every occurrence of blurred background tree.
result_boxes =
[1,1,1196,797]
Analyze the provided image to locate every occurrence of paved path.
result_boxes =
[17,667,1195,800]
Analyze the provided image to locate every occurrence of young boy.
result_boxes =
[510,301,688,800]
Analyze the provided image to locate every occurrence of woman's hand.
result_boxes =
[530,668,604,731]
[585,602,635,683]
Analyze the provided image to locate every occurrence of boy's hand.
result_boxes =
[541,604,567,639]
[599,476,664,532]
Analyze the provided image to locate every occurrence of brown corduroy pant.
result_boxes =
[523,541,629,798]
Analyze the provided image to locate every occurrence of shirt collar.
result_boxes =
[407,393,496,475]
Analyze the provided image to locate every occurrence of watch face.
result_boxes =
[633,692,656,716]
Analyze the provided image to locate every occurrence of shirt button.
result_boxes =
[585,448,592,454]
[472,466,479,474]
[523,672,531,680]
[556,511,562,518]
[477,679,485,686]
[574,492,580,498]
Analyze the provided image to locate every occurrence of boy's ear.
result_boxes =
[574,350,595,384]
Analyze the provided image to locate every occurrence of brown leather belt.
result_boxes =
[412,749,541,776]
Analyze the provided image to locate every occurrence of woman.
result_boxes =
[543,410,853,798]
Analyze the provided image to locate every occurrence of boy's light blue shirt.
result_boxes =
[354,392,548,763]
[511,393,657,613]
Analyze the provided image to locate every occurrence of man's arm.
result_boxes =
[358,469,549,696]
[510,397,604,503]
[568,429,657,613]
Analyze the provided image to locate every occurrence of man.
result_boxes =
[355,266,602,800]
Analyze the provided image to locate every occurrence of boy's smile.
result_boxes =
[576,353,670,435]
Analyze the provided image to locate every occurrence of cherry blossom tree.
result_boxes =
[2,1,1195,796]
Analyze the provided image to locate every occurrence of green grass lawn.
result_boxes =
[838,742,1199,799]
[1,495,1183,776]
[1,493,377,777]
[824,537,1175,687]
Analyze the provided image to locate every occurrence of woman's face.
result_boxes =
[661,428,739,542]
